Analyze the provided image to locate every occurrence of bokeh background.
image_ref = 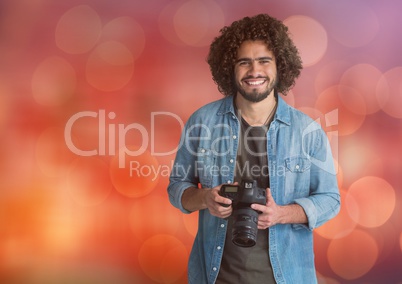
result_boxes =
[1,0,401,283]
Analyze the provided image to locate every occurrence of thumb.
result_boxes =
[266,188,274,204]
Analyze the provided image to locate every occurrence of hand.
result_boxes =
[203,184,233,218]
[251,188,282,229]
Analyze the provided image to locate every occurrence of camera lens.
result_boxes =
[231,208,259,247]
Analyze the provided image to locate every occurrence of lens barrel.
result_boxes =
[231,208,259,247]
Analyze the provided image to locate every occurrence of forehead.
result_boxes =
[236,40,274,58]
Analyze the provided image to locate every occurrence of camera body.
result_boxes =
[219,179,266,247]
[219,179,266,209]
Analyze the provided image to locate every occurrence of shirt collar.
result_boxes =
[217,96,236,116]
[217,93,292,126]
[275,94,291,125]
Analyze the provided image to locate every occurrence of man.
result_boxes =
[168,14,340,284]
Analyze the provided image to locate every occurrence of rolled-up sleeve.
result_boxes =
[294,128,341,230]
[167,117,199,214]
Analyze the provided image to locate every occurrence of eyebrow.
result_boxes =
[235,56,273,63]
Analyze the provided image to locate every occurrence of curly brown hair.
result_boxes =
[207,14,303,96]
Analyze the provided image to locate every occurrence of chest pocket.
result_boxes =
[284,156,311,199]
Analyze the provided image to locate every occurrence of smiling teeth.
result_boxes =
[247,80,265,86]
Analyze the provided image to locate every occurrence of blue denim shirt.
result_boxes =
[168,95,340,284]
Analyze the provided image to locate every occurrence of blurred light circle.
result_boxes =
[86,41,134,92]
[338,136,383,185]
[326,2,379,48]
[42,205,80,254]
[284,16,327,67]
[368,222,399,264]
[138,235,187,283]
[315,85,366,136]
[55,5,102,54]
[159,0,224,47]
[0,82,9,128]
[340,64,383,114]
[298,106,324,122]
[110,147,159,198]
[173,0,224,46]
[346,176,395,228]
[315,61,351,95]
[376,67,402,118]
[316,274,341,284]
[35,127,74,177]
[66,157,112,206]
[315,190,357,240]
[337,86,367,116]
[102,17,145,60]
[400,232,402,253]
[32,56,76,106]
[327,229,378,280]
[129,195,180,241]
[182,211,198,237]
[158,55,222,118]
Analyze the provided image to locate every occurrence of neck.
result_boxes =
[235,92,277,126]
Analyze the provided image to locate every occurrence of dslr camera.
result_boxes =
[219,179,266,247]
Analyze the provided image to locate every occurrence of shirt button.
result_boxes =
[295,164,300,170]
[220,224,225,228]
[213,267,217,271]
[227,180,231,184]
[217,246,221,250]
[229,159,234,163]
[233,135,237,139]
[201,149,205,153]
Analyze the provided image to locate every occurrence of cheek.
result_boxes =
[234,69,243,83]
[269,66,278,78]
[234,69,247,82]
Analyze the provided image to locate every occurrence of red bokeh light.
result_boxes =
[138,235,188,283]
[346,176,395,228]
[327,229,379,280]
[110,147,160,198]
[1,1,402,283]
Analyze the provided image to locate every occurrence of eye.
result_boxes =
[236,60,251,67]
[258,59,271,64]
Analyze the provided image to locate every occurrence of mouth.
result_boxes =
[242,78,267,87]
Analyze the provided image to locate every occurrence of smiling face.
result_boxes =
[234,40,278,103]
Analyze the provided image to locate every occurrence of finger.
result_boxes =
[216,184,233,207]
[251,203,266,213]
[222,206,233,215]
[216,196,232,207]
[210,205,231,217]
[257,220,269,230]
[266,188,274,205]
[266,187,272,198]
[216,206,232,218]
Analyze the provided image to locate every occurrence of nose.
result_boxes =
[247,60,262,76]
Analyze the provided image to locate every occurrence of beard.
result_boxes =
[236,75,278,103]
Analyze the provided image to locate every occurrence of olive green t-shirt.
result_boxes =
[216,110,276,283]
